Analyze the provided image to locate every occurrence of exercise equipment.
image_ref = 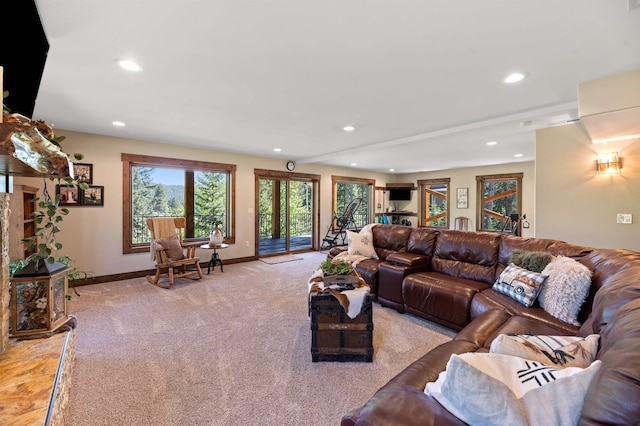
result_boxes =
[321,198,362,250]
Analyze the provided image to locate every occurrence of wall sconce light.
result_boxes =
[596,151,622,175]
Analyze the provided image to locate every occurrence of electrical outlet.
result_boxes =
[617,214,633,224]
[245,240,250,247]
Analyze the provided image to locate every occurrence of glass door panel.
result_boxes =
[258,178,314,256]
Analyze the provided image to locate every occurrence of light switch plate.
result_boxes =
[617,214,633,224]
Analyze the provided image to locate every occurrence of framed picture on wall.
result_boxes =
[456,187,468,209]
[73,163,93,184]
[57,185,81,206]
[81,186,104,207]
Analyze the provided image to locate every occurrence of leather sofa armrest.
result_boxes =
[329,246,347,258]
[386,252,431,267]
[342,383,467,426]
[454,309,512,347]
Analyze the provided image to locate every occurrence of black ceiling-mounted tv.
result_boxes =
[389,189,412,201]
[2,0,49,117]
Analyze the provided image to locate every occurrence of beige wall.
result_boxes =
[11,122,639,278]
[536,122,640,250]
[403,161,536,238]
[13,131,390,276]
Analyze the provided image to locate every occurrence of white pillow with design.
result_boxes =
[493,263,548,307]
[490,333,600,368]
[347,230,378,259]
[425,353,601,426]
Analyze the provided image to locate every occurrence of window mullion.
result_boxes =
[185,171,195,238]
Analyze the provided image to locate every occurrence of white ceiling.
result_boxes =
[32,0,640,174]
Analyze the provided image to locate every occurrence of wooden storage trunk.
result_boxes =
[309,291,373,362]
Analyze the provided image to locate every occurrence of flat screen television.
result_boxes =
[389,189,412,201]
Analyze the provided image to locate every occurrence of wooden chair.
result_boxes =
[146,218,203,288]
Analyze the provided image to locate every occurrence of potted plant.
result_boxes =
[4,97,89,336]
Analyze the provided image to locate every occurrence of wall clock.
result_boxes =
[286,161,295,171]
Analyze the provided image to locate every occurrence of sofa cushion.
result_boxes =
[580,298,640,424]
[431,230,501,284]
[407,227,439,256]
[470,289,580,335]
[493,263,547,307]
[497,235,555,277]
[403,272,489,330]
[578,248,640,324]
[586,266,640,335]
[372,224,413,259]
[546,240,594,260]
[347,230,378,259]
[539,256,592,325]
[425,353,601,426]
[490,333,600,368]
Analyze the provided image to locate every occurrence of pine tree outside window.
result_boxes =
[122,154,236,254]
[331,176,374,229]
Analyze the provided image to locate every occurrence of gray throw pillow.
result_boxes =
[539,256,592,325]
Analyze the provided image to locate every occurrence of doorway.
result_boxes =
[255,169,320,257]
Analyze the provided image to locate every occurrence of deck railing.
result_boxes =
[132,214,218,244]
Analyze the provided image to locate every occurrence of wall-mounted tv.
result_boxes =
[389,189,412,201]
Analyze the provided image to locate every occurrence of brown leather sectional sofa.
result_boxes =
[329,224,640,425]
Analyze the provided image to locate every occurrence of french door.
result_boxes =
[255,169,320,257]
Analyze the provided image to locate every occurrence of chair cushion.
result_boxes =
[155,235,185,261]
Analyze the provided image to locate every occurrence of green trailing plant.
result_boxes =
[4,93,90,297]
[319,258,353,276]
[509,249,553,273]
[19,179,92,297]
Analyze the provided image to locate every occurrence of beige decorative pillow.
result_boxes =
[425,353,601,426]
[490,333,600,368]
[347,230,378,259]
[155,235,185,261]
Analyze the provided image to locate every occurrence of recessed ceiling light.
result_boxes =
[514,153,523,158]
[343,125,356,132]
[504,72,525,83]
[273,148,282,152]
[112,121,126,127]
[389,168,395,172]
[350,162,357,166]
[117,59,143,72]
[486,141,498,146]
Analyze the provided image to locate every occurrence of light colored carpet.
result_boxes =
[65,252,455,425]
[259,255,303,264]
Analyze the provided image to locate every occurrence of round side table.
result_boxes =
[199,243,230,274]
